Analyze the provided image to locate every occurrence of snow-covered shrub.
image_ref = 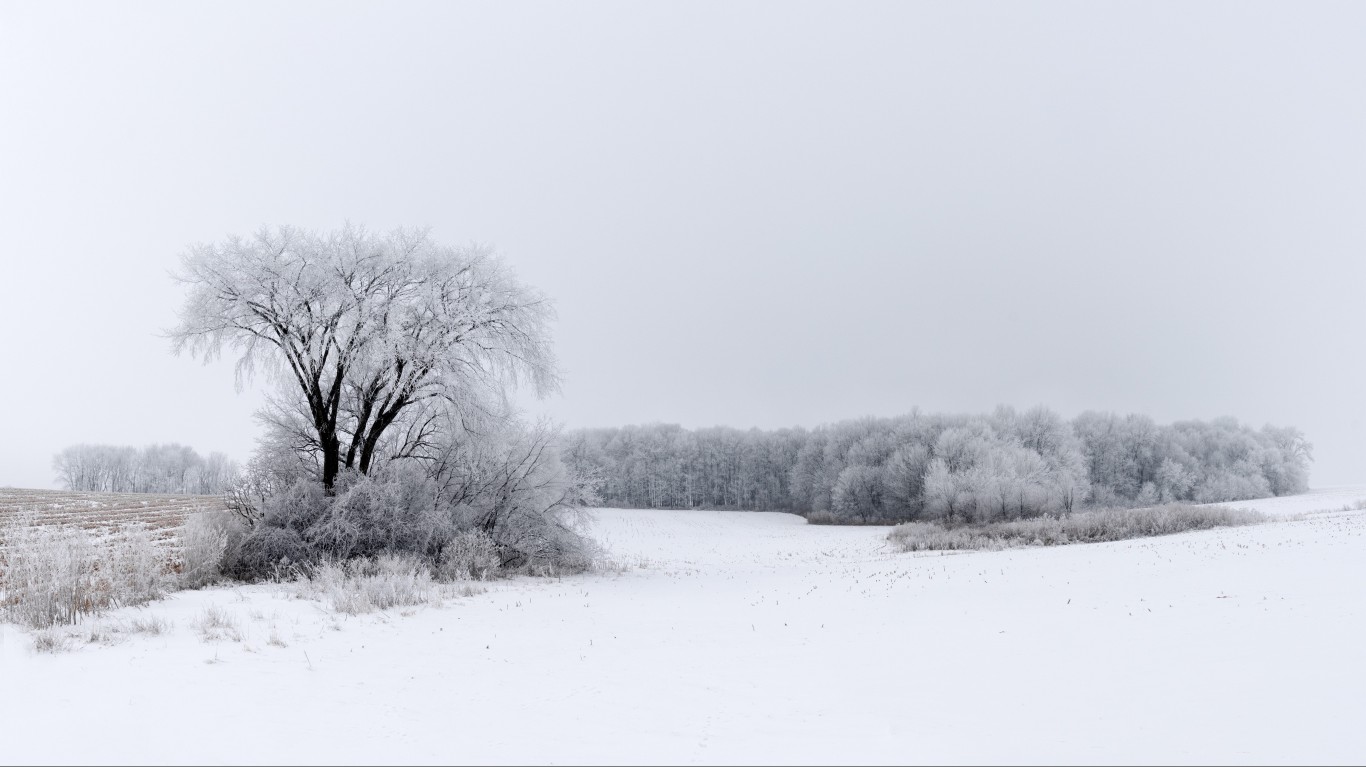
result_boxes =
[517,511,599,576]
[176,509,240,589]
[262,478,331,536]
[225,526,312,582]
[887,522,1011,552]
[439,419,598,575]
[102,522,167,608]
[1060,504,1266,540]
[302,467,448,561]
[1,517,101,628]
[226,441,314,525]
[1,516,172,628]
[224,409,597,580]
[888,504,1267,552]
[437,530,500,581]
[296,555,440,614]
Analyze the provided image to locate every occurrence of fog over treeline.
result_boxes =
[563,408,1312,523]
[52,443,240,496]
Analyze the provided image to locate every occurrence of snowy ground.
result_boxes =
[3,489,1365,765]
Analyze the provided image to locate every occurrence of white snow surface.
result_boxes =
[4,489,1366,765]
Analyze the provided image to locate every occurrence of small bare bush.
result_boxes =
[888,504,1267,553]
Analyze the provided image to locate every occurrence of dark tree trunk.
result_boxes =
[321,428,341,493]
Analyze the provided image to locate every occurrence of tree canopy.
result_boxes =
[170,225,558,490]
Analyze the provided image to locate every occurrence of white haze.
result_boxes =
[1,1,1363,490]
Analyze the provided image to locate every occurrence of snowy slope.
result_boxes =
[1209,484,1366,517]
[2,490,1365,765]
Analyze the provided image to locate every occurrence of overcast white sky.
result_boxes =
[2,1,1363,489]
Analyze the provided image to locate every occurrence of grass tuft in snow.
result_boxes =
[295,555,443,615]
[125,614,170,636]
[83,622,124,646]
[194,606,242,642]
[888,504,1268,553]
[31,627,72,654]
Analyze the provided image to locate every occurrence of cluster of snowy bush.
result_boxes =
[0,514,217,629]
[563,407,1312,523]
[52,443,240,495]
[0,504,492,633]
[221,419,597,582]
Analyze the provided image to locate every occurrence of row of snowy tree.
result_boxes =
[52,443,240,495]
[561,407,1312,523]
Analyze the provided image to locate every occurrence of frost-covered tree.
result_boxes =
[170,225,558,491]
[882,443,930,519]
[831,464,884,523]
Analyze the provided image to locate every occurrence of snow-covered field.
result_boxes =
[3,488,1365,765]
[0,488,223,547]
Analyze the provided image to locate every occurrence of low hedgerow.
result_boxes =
[887,504,1267,553]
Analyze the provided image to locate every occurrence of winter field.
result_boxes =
[2,488,1365,765]
[0,488,222,539]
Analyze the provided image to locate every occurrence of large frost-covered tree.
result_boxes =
[170,225,558,492]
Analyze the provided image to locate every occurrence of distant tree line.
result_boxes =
[52,443,240,495]
[561,408,1313,523]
